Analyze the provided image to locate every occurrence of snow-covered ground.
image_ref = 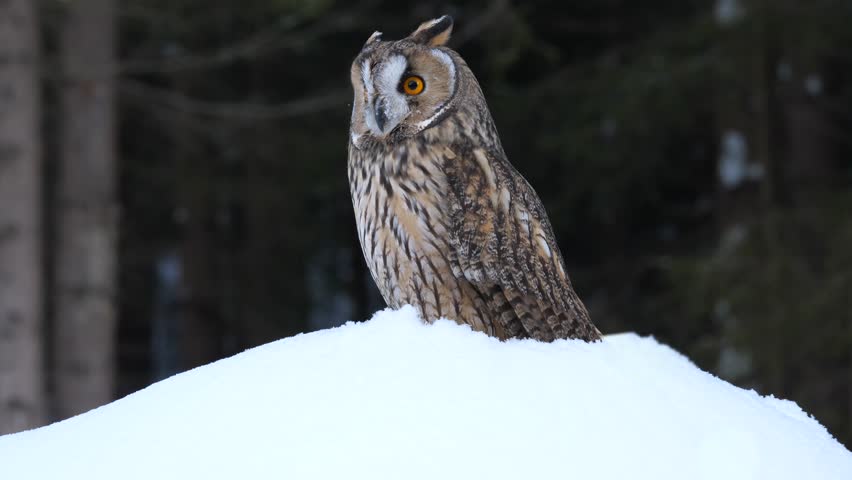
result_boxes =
[2,306,850,479]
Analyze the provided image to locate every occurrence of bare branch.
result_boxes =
[452,0,511,47]
[120,80,349,120]
[117,10,362,76]
[119,19,297,75]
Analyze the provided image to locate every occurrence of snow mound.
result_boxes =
[1,306,850,479]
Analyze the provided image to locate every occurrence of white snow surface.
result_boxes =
[2,306,850,479]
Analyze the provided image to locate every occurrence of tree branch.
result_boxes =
[120,80,349,120]
[117,9,364,76]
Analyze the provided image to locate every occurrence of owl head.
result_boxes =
[350,15,470,145]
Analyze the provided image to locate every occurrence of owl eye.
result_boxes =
[401,75,425,95]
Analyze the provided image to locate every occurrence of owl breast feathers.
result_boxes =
[347,15,601,342]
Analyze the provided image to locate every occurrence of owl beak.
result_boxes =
[372,98,389,133]
[366,95,406,137]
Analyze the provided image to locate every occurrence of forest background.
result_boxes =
[1,0,851,449]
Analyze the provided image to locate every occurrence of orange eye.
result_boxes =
[402,75,425,95]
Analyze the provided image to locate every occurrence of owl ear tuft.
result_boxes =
[408,15,453,46]
[363,31,382,47]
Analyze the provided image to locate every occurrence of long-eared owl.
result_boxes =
[348,16,601,342]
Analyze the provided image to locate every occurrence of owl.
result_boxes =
[348,15,601,342]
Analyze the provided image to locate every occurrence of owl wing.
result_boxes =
[444,146,601,342]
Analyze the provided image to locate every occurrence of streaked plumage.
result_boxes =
[348,16,601,342]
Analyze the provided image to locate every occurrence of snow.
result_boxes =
[805,74,823,96]
[715,0,744,25]
[719,130,764,189]
[777,61,793,82]
[1,306,850,479]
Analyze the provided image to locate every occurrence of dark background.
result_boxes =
[3,0,852,448]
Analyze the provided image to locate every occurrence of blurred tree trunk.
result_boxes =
[174,104,222,371]
[711,2,783,385]
[177,187,223,370]
[0,0,45,435]
[53,0,118,419]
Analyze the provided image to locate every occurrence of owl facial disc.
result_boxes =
[361,55,409,136]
